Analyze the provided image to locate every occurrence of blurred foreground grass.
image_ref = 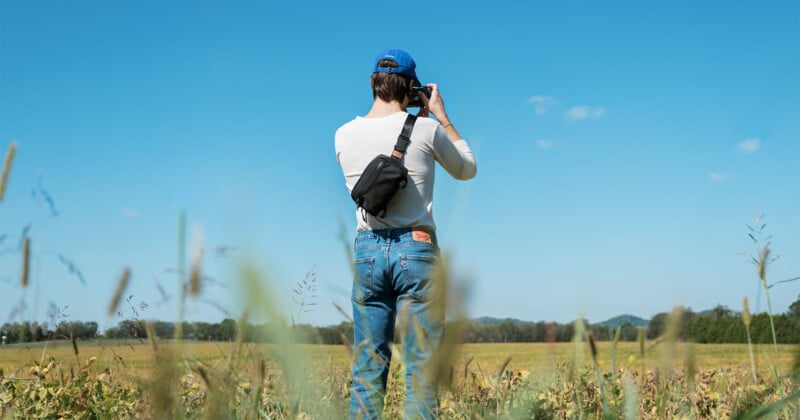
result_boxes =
[1,340,797,418]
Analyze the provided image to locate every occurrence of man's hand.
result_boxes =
[416,83,448,124]
[417,83,462,141]
[423,83,448,122]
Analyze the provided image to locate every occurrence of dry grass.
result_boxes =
[107,268,131,316]
[0,141,17,203]
[1,340,794,381]
[20,236,30,288]
[3,340,796,418]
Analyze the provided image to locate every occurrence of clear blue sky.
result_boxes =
[1,1,798,330]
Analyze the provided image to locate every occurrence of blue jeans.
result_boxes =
[350,228,443,419]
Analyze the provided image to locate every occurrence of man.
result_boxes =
[335,49,477,419]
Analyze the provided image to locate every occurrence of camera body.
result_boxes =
[408,85,431,108]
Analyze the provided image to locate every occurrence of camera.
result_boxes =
[408,84,431,108]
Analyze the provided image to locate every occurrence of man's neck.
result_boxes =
[365,99,406,118]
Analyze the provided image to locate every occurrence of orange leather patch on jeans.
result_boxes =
[412,229,432,243]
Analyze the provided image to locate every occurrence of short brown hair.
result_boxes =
[371,59,412,103]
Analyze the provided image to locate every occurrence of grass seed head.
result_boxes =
[333,302,354,324]
[638,327,646,358]
[0,141,17,203]
[145,322,158,353]
[340,333,353,359]
[20,236,30,288]
[758,245,770,282]
[108,268,131,316]
[70,333,79,357]
[188,227,203,296]
[497,356,512,380]
[742,297,751,326]
[686,342,696,386]
[588,332,598,362]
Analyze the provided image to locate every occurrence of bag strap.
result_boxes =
[391,114,417,159]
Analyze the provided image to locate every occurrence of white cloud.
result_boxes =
[535,140,555,149]
[737,138,761,154]
[528,95,558,115]
[565,105,605,121]
[709,173,727,183]
[122,208,141,218]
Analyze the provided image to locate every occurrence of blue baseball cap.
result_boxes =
[373,49,420,85]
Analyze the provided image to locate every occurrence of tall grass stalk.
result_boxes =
[623,375,638,420]
[107,268,131,316]
[747,215,782,375]
[742,297,758,383]
[70,333,79,367]
[658,307,681,377]
[188,226,203,297]
[0,141,17,203]
[570,316,586,412]
[240,262,322,417]
[176,212,186,341]
[588,333,610,418]
[20,236,30,288]
[685,342,696,387]
[637,326,646,375]
[756,244,781,375]
[571,316,586,379]
[610,327,620,382]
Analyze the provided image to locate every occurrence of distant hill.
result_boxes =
[473,310,736,330]
[594,314,649,329]
[697,308,742,317]
[472,315,650,329]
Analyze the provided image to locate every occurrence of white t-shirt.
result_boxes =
[335,111,477,232]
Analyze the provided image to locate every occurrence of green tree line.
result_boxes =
[3,297,798,345]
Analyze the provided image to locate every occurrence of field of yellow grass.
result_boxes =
[2,339,795,380]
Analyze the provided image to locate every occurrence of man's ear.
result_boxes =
[401,79,413,103]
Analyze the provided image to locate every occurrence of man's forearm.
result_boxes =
[436,115,462,141]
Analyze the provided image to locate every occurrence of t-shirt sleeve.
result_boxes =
[432,125,477,180]
[334,129,342,165]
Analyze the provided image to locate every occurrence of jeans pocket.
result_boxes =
[400,254,439,302]
[352,257,375,304]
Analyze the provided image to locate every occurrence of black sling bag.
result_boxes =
[350,114,417,219]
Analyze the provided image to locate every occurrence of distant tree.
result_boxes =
[218,318,237,341]
[497,320,519,342]
[181,322,195,340]
[103,326,122,338]
[152,321,175,339]
[55,321,98,340]
[588,325,611,341]
[518,321,547,342]
[555,322,575,342]
[192,322,213,340]
[647,313,668,339]
[709,305,733,318]
[317,322,352,344]
[788,295,800,319]
[618,323,638,341]
[531,322,547,342]
[17,322,31,343]
[0,323,13,344]
[28,322,43,342]
[651,306,694,340]
[118,319,146,339]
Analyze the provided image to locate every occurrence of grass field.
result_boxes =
[1,339,797,379]
[1,338,798,418]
